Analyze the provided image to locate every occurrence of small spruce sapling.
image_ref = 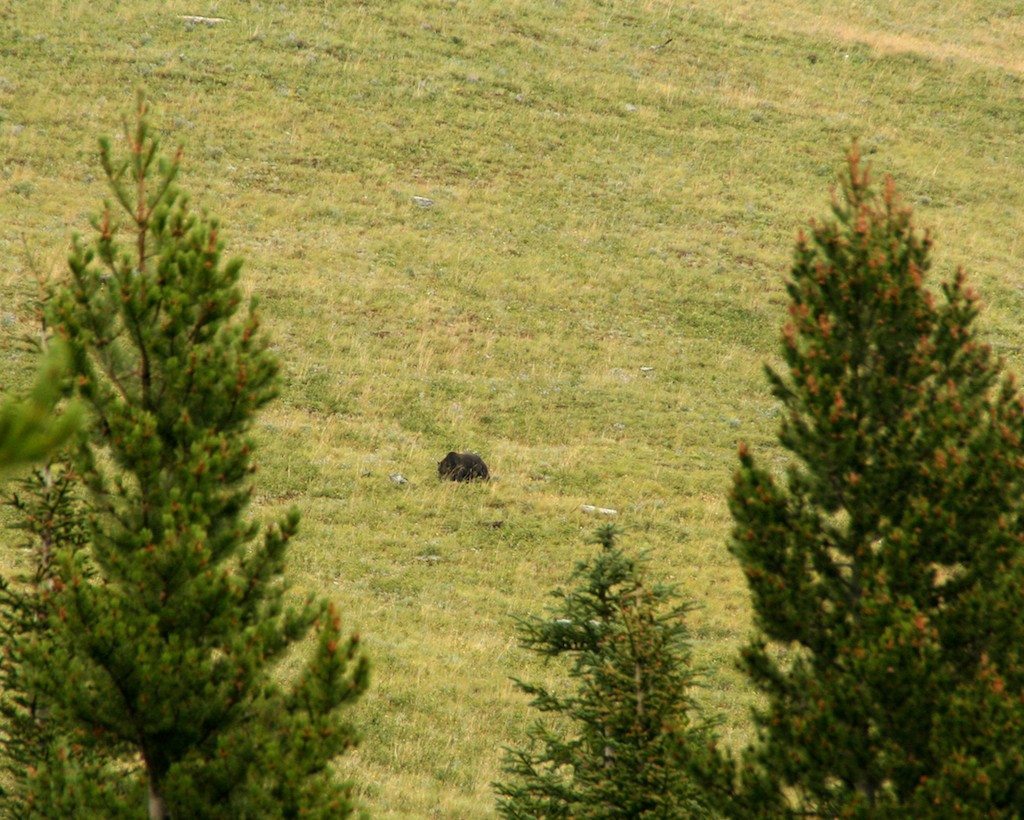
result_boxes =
[0,310,87,816]
[495,525,715,818]
[0,464,92,817]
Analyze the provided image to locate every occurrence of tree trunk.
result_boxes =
[148,778,167,820]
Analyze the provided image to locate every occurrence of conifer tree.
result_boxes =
[725,147,1024,814]
[0,463,89,817]
[16,93,369,818]
[495,526,715,818]
[0,315,86,816]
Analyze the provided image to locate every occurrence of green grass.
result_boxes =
[3,0,1024,815]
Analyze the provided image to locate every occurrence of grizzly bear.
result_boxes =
[438,451,490,481]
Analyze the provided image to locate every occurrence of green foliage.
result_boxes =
[495,525,715,818]
[723,147,1024,814]
[11,94,369,818]
[0,317,86,817]
[0,342,82,475]
[0,464,90,818]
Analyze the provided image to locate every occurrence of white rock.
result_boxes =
[181,15,227,26]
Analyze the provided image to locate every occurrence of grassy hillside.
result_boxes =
[3,1,1024,815]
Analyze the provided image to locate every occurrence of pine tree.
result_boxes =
[495,526,715,818]
[725,146,1024,814]
[16,93,369,818]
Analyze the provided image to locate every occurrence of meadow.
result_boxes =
[2,1,1024,815]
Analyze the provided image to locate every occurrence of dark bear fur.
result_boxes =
[438,451,489,482]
